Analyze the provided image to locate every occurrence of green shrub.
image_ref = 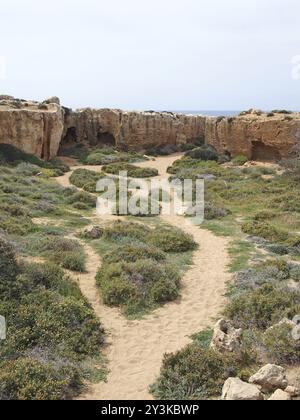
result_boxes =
[67,191,97,208]
[185,145,219,162]
[96,258,180,312]
[149,227,197,253]
[102,163,158,178]
[0,215,36,236]
[191,329,214,349]
[104,243,166,264]
[0,238,19,283]
[232,155,248,166]
[103,221,150,242]
[69,169,104,193]
[263,323,300,365]
[151,345,236,400]
[241,221,289,243]
[0,358,81,400]
[62,252,86,272]
[224,284,300,330]
[38,237,86,272]
[20,262,82,299]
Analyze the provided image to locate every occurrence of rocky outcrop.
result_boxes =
[0,98,64,160]
[63,108,206,151]
[210,319,243,358]
[1,96,300,161]
[205,113,300,161]
[221,378,264,401]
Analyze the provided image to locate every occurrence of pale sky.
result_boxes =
[0,0,299,110]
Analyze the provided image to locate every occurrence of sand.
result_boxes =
[55,154,231,400]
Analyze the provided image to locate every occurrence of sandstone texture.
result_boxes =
[249,364,288,392]
[205,113,300,161]
[0,97,64,159]
[63,108,206,151]
[221,378,264,401]
[1,96,300,161]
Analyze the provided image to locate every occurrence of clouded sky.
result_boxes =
[0,0,299,110]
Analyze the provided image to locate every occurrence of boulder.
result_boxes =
[268,390,291,401]
[222,378,264,401]
[249,364,288,392]
[210,319,243,357]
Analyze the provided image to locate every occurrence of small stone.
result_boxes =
[268,390,291,401]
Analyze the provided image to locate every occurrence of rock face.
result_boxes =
[63,109,206,151]
[205,113,300,161]
[0,98,64,160]
[249,364,288,392]
[221,378,264,401]
[1,96,300,161]
[210,319,243,357]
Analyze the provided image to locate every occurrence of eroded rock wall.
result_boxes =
[0,98,64,159]
[63,109,206,151]
[205,114,300,160]
[1,96,300,161]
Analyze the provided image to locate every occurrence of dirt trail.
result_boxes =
[55,154,231,400]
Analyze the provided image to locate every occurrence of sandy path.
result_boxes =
[55,154,231,400]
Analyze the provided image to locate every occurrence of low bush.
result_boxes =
[232,155,248,166]
[103,221,150,242]
[38,237,86,272]
[0,237,19,285]
[69,169,104,193]
[96,258,180,312]
[148,227,197,253]
[224,284,300,330]
[62,252,86,272]
[0,358,81,400]
[67,191,97,209]
[150,345,236,400]
[241,221,290,244]
[102,163,158,178]
[263,323,300,365]
[185,145,219,162]
[104,243,166,264]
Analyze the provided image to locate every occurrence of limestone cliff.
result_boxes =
[205,113,300,160]
[63,109,206,151]
[0,98,64,160]
[0,96,299,161]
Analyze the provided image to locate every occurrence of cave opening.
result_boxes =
[251,141,281,162]
[97,131,116,147]
[63,127,78,145]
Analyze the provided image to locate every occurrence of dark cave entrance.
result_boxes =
[97,131,116,147]
[251,141,281,162]
[63,127,78,144]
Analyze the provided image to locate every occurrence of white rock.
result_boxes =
[210,319,243,357]
[222,378,264,401]
[249,364,288,392]
[285,386,300,397]
[268,390,291,401]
